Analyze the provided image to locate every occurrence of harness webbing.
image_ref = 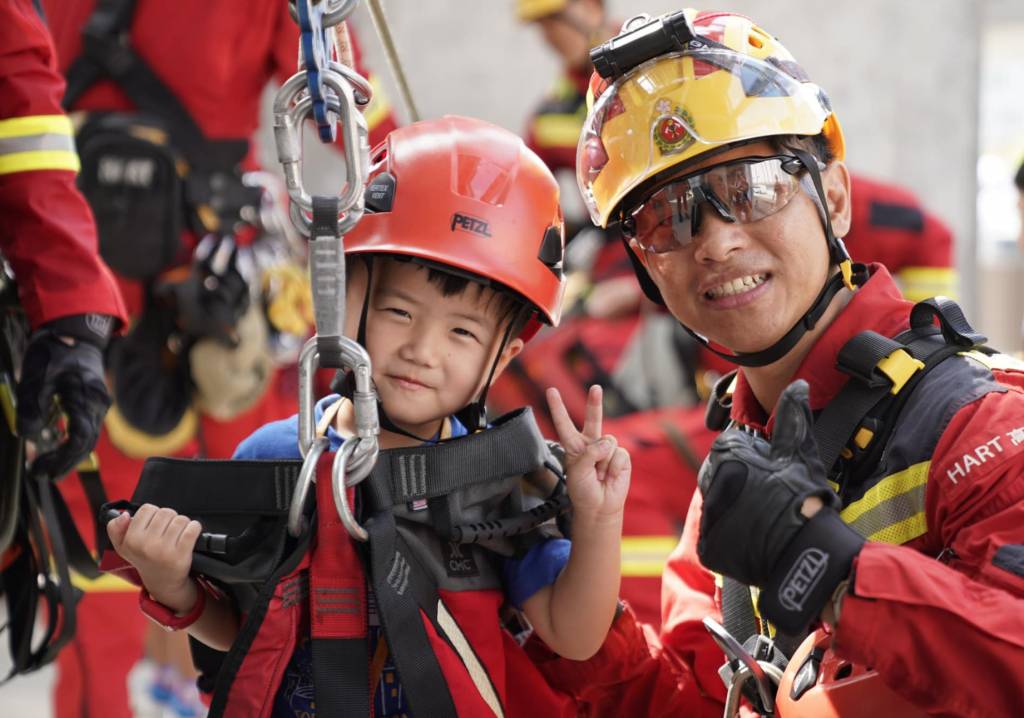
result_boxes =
[363,408,548,511]
[716,296,993,662]
[311,454,370,717]
[366,510,463,716]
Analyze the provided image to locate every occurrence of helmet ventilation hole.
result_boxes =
[834,663,854,681]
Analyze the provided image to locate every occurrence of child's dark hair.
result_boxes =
[379,254,534,337]
[1014,159,1024,192]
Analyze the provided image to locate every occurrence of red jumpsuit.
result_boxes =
[42,2,396,716]
[536,267,1024,716]
[0,0,126,328]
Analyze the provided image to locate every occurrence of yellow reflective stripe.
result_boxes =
[0,114,74,139]
[621,535,678,577]
[840,460,929,544]
[70,569,137,593]
[961,350,1024,373]
[363,73,392,132]
[531,113,582,149]
[896,267,957,303]
[104,402,198,459]
[0,150,79,175]
[865,511,928,545]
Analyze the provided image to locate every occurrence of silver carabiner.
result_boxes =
[703,617,779,716]
[288,0,358,28]
[333,436,368,541]
[723,661,785,718]
[297,336,379,457]
[272,71,369,221]
[288,435,330,537]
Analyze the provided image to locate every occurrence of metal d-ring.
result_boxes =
[332,436,368,541]
[288,435,330,537]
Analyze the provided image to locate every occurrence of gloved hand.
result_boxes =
[156,236,250,347]
[16,314,113,479]
[697,380,865,633]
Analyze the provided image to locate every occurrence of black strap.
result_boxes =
[366,511,462,717]
[720,576,758,644]
[129,456,301,515]
[814,298,986,477]
[363,408,550,512]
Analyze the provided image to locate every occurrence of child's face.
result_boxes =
[365,258,524,438]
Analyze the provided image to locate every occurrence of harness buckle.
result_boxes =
[876,348,924,396]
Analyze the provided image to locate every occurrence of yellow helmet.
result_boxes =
[515,0,569,22]
[578,9,845,228]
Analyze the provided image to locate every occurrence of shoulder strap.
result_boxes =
[813,297,988,478]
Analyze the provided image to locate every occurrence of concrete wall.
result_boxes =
[258,0,982,312]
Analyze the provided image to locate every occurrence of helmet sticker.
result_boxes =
[652,99,696,156]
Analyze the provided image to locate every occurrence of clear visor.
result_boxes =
[577,47,832,225]
[627,155,813,254]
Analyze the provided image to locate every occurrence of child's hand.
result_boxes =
[107,504,202,610]
[546,385,631,520]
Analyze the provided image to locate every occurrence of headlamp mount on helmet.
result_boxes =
[590,10,701,81]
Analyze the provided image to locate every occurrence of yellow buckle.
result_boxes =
[854,427,874,449]
[876,349,925,395]
[840,260,856,291]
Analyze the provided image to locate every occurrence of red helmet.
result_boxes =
[345,115,566,340]
[775,629,927,717]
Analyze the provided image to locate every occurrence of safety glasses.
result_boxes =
[623,154,823,254]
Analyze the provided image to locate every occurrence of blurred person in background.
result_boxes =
[42,0,396,715]
[0,4,127,682]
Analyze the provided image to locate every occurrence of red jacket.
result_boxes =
[538,267,1024,717]
[0,0,126,330]
[43,0,398,317]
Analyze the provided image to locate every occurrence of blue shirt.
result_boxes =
[234,396,569,717]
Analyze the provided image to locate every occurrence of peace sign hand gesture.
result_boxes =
[546,385,631,520]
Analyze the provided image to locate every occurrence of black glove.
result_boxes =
[156,236,250,347]
[16,314,114,479]
[697,380,865,633]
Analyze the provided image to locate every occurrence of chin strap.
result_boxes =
[695,264,868,368]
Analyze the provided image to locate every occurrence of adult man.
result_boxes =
[534,9,1024,716]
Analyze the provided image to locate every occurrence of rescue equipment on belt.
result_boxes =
[0,262,111,681]
[63,0,262,279]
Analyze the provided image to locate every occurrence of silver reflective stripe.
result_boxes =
[0,132,75,156]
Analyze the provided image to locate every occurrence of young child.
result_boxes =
[106,116,631,716]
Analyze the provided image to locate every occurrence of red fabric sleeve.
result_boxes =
[527,603,722,718]
[0,0,126,330]
[834,387,1024,716]
[660,489,733,704]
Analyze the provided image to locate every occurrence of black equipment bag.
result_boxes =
[75,113,184,279]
